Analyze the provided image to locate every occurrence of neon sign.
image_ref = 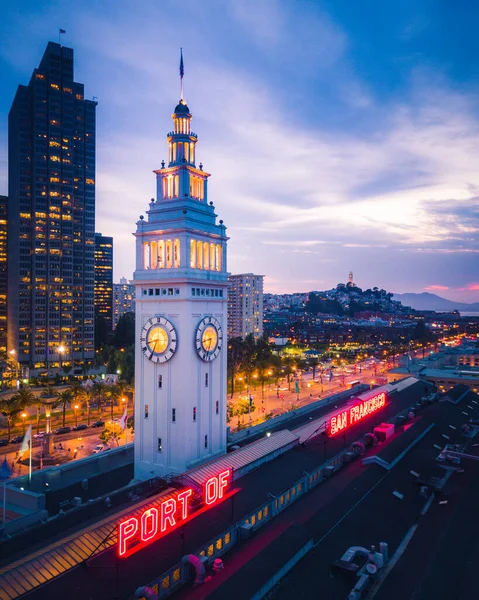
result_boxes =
[328,392,387,437]
[118,469,231,558]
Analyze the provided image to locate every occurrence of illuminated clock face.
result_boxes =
[195,316,223,362]
[140,316,178,363]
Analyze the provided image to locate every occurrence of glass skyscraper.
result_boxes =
[8,42,96,375]
[94,233,113,332]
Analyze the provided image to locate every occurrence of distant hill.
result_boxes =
[393,292,479,312]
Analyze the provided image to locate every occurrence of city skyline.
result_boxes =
[1,1,479,302]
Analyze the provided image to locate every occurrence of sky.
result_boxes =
[1,0,478,303]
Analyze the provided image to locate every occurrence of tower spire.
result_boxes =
[179,48,184,100]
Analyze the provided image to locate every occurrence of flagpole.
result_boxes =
[2,481,5,523]
[29,440,32,484]
[180,48,184,100]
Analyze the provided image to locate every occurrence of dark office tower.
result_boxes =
[8,42,96,375]
[94,233,113,332]
[0,196,7,355]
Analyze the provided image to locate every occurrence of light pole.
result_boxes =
[74,405,79,428]
[21,412,27,435]
[8,349,19,388]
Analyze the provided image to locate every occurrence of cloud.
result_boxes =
[425,285,450,291]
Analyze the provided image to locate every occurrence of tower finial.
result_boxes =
[179,48,184,101]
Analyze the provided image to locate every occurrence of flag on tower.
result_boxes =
[179,48,184,78]
[19,424,32,458]
[59,28,66,34]
[119,407,128,431]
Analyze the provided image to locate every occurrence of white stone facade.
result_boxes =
[133,99,228,480]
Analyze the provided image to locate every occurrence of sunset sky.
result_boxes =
[1,0,478,302]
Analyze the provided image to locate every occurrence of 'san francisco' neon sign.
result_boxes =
[118,469,231,558]
[328,392,387,437]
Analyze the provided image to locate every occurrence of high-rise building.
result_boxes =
[7,42,96,374]
[94,233,113,331]
[133,76,228,479]
[228,273,264,340]
[113,276,135,329]
[0,196,7,355]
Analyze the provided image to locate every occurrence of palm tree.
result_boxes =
[92,381,106,416]
[228,337,244,398]
[54,389,73,428]
[105,383,122,420]
[0,397,24,440]
[77,385,93,426]
[40,385,59,433]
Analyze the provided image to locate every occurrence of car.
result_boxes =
[33,432,45,439]
[73,424,87,431]
[0,439,9,447]
[91,444,106,454]
[10,435,24,444]
[91,420,105,428]
[54,427,71,435]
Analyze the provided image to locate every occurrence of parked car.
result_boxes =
[91,444,107,454]
[10,435,24,444]
[73,424,87,431]
[54,427,71,435]
[91,420,105,428]
[0,439,9,447]
[33,432,45,439]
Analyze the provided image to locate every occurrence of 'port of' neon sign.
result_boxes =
[328,391,387,437]
[118,469,232,558]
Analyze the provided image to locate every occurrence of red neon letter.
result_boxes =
[118,517,138,556]
[177,488,192,520]
[141,507,158,543]
[205,476,218,505]
[161,498,177,532]
[218,469,230,500]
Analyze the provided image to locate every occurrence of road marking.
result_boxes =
[392,491,404,500]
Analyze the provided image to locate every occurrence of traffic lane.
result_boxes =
[0,426,105,455]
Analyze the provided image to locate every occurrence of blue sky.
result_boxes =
[1,0,478,302]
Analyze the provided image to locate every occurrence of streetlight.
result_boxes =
[74,404,79,428]
[9,349,19,387]
[21,412,27,435]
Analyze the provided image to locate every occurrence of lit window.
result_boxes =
[193,407,196,422]
[174,239,180,268]
[190,239,197,268]
[145,405,149,418]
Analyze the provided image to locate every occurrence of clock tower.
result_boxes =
[133,74,228,481]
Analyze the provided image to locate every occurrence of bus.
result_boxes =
[347,380,361,389]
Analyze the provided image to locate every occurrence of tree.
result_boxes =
[92,381,107,415]
[105,383,122,420]
[0,397,24,440]
[99,423,122,447]
[69,381,88,426]
[113,312,135,348]
[54,389,73,427]
[228,337,245,399]
[95,314,110,350]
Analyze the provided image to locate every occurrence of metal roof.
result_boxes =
[187,429,300,486]
[0,488,179,600]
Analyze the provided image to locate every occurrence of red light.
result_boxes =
[161,498,176,532]
[205,469,231,505]
[117,469,233,558]
[118,517,138,557]
[328,391,387,437]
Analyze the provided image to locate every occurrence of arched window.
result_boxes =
[203,242,209,270]
[199,179,204,201]
[197,241,203,269]
[178,142,183,162]
[190,239,196,268]
[166,240,172,268]
[174,239,180,268]
[151,241,157,269]
[158,241,165,268]
[210,243,215,271]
